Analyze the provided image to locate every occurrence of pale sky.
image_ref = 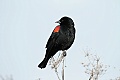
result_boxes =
[0,0,120,80]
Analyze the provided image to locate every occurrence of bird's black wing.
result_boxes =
[46,26,61,48]
[46,32,59,48]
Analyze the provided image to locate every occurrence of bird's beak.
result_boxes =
[55,20,61,24]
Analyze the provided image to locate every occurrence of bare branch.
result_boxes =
[49,51,66,80]
[81,50,109,80]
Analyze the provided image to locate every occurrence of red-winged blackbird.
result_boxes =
[38,16,76,69]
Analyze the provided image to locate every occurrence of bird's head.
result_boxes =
[55,16,74,27]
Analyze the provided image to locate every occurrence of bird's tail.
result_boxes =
[38,58,49,69]
[38,48,58,69]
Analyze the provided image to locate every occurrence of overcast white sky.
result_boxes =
[0,0,120,80]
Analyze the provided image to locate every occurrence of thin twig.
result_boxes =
[62,57,65,80]
[55,69,61,80]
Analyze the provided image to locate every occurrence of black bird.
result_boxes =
[38,16,76,69]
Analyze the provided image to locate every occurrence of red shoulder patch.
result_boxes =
[53,25,60,33]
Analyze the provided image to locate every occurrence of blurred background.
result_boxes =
[0,0,120,80]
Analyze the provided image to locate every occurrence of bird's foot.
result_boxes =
[62,50,67,57]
